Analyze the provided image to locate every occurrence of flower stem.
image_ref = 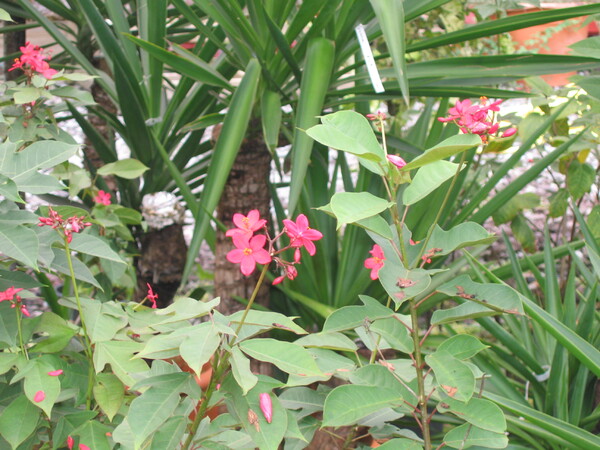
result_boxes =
[64,239,95,409]
[15,303,28,360]
[183,264,269,449]
[409,299,431,449]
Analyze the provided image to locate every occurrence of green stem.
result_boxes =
[15,302,28,360]
[64,239,95,409]
[414,151,469,268]
[182,264,269,450]
[410,300,431,450]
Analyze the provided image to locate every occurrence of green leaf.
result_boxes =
[222,376,287,450]
[371,0,409,103]
[425,350,475,402]
[12,87,46,104]
[350,364,418,405]
[50,248,102,289]
[322,385,402,427]
[74,420,112,450]
[403,160,461,205]
[0,8,13,21]
[94,341,149,387]
[438,335,488,360]
[239,339,323,377]
[294,332,358,352]
[443,422,508,449]
[228,310,306,341]
[230,346,258,395]
[149,416,187,450]
[261,90,282,153]
[0,301,18,347]
[324,192,393,230]
[0,395,39,449]
[306,110,385,166]
[425,222,495,256]
[30,312,76,353]
[127,373,197,448]
[96,158,149,179]
[511,213,536,253]
[0,175,23,203]
[179,323,220,377]
[493,192,540,225]
[93,373,124,422]
[22,358,61,417]
[69,233,126,267]
[279,387,326,418]
[370,316,414,353]
[323,295,394,332]
[0,225,39,269]
[567,160,595,200]
[401,134,481,171]
[153,297,220,325]
[549,188,569,218]
[433,274,523,324]
[80,298,127,343]
[438,397,506,433]
[288,37,335,214]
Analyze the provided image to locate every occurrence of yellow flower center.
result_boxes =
[243,247,253,256]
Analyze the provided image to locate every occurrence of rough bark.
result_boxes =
[3,17,26,82]
[135,224,188,308]
[214,120,272,314]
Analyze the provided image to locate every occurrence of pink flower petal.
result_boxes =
[48,369,63,376]
[34,390,45,402]
[259,393,273,423]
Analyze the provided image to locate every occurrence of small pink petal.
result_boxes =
[67,436,74,450]
[387,154,406,169]
[48,369,63,376]
[501,127,517,138]
[259,393,273,423]
[34,390,45,402]
[80,445,91,450]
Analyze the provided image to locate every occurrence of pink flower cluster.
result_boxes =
[9,42,57,79]
[225,210,323,283]
[438,97,516,143]
[94,190,111,205]
[38,207,92,243]
[0,286,30,317]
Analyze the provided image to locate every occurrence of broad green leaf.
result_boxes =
[97,158,149,179]
[288,37,335,214]
[93,373,124,422]
[438,335,488,360]
[326,192,393,229]
[179,323,220,377]
[323,295,394,332]
[376,439,422,449]
[378,263,432,308]
[370,316,414,353]
[230,346,258,395]
[153,297,220,325]
[426,350,475,402]
[223,376,287,450]
[322,385,402,427]
[433,274,523,324]
[0,395,39,449]
[261,90,282,153]
[94,341,149,387]
[549,188,569,218]
[570,36,600,59]
[0,210,38,226]
[149,416,187,450]
[403,160,461,205]
[22,358,61,417]
[294,332,358,352]
[74,421,112,450]
[350,364,418,405]
[511,213,536,253]
[228,310,306,341]
[356,215,394,239]
[493,192,540,225]
[50,248,102,289]
[438,397,505,433]
[425,222,495,256]
[30,312,76,353]
[80,298,127,343]
[69,233,126,266]
[0,8,12,21]
[127,373,197,448]
[136,329,189,360]
[306,110,385,165]
[443,422,508,449]
[0,175,22,203]
[12,87,46,104]
[0,353,22,375]
[239,339,323,377]
[401,134,481,171]
[0,301,18,347]
[53,411,98,450]
[567,160,595,200]
[0,225,38,269]
[279,387,326,418]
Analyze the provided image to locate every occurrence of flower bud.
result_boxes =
[259,393,273,423]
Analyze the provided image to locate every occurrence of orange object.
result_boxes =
[507,6,590,86]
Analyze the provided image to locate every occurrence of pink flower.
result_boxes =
[80,445,90,450]
[146,283,158,309]
[226,234,272,276]
[465,11,477,25]
[438,97,510,143]
[34,390,45,402]
[501,127,517,138]
[387,154,406,169]
[282,214,323,256]
[48,369,63,376]
[94,190,111,205]
[67,436,74,450]
[225,210,267,238]
[366,110,387,121]
[259,393,273,423]
[20,305,30,317]
[9,42,57,79]
[0,287,23,302]
[364,244,385,280]
[272,265,298,285]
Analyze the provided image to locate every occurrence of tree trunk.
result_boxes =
[214,120,272,315]
[4,17,26,82]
